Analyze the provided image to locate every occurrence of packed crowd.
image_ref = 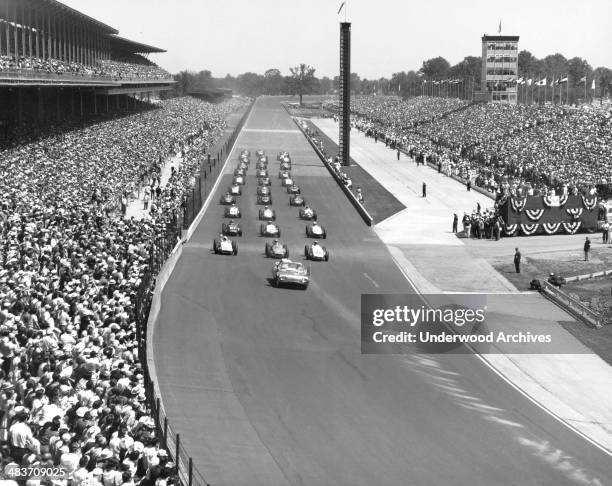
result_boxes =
[337,95,612,196]
[0,56,172,81]
[0,95,249,485]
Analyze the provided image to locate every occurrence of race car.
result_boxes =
[256,160,268,170]
[240,149,250,158]
[280,161,291,171]
[234,167,246,177]
[304,241,329,261]
[277,151,290,161]
[232,175,245,186]
[258,154,269,163]
[265,240,289,258]
[299,206,317,220]
[237,160,249,170]
[289,194,306,207]
[279,153,291,164]
[257,194,273,205]
[256,169,268,178]
[229,185,242,196]
[255,149,265,157]
[258,206,276,221]
[279,170,291,179]
[219,192,236,205]
[286,184,301,195]
[281,177,293,187]
[260,222,281,237]
[257,177,271,186]
[257,186,271,196]
[271,259,309,289]
[224,204,242,218]
[213,236,238,255]
[305,221,326,238]
[222,220,243,236]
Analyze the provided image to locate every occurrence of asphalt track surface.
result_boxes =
[154,97,612,486]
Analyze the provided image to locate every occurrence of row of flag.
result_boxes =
[516,76,596,89]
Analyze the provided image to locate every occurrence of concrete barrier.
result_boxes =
[293,117,374,226]
[540,281,602,328]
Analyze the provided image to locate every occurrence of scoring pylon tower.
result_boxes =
[339,22,351,166]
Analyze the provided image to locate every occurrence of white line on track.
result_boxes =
[362,272,379,288]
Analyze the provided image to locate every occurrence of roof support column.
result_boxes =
[20,1,25,58]
[5,0,10,57]
[13,0,18,60]
[28,6,33,57]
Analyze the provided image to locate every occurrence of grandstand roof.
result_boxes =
[39,0,118,34]
[109,36,167,54]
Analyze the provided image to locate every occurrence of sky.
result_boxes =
[61,0,612,79]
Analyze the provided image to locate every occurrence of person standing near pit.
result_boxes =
[584,237,591,261]
[514,248,521,273]
[452,213,458,233]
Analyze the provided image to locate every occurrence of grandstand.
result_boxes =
[0,0,175,124]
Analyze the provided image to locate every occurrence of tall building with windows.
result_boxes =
[481,35,519,104]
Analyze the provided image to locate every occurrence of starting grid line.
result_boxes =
[242,128,301,133]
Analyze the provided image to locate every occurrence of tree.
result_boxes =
[263,68,284,95]
[236,72,264,97]
[288,64,317,105]
[319,76,333,95]
[419,57,451,80]
[518,50,539,77]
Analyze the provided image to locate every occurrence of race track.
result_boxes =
[154,97,612,486]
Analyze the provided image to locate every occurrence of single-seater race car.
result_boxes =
[260,222,281,237]
[256,169,268,178]
[277,151,290,161]
[304,241,329,261]
[258,155,269,164]
[279,170,291,180]
[286,184,301,195]
[305,221,326,238]
[229,185,242,196]
[265,239,289,258]
[258,206,276,221]
[299,206,317,220]
[257,194,273,205]
[222,220,242,236]
[232,174,245,186]
[237,160,249,170]
[224,204,242,218]
[220,192,236,205]
[271,259,309,289]
[240,149,251,158]
[280,161,291,171]
[256,160,268,170]
[258,177,271,186]
[255,149,265,157]
[213,235,238,255]
[234,167,246,177]
[257,186,271,196]
[281,177,293,187]
[290,194,306,207]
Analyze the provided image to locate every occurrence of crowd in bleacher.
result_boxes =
[0,56,172,81]
[341,96,612,197]
[0,95,248,486]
